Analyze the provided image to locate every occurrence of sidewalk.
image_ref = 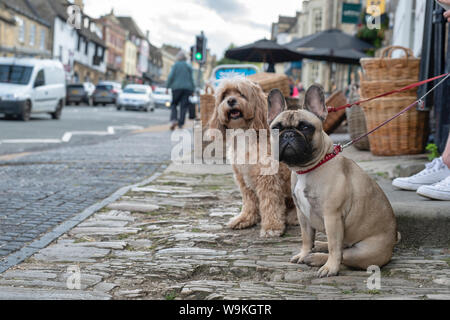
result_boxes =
[0,143,449,300]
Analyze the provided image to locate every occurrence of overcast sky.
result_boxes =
[83,0,303,58]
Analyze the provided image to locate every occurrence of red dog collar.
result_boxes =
[296,145,342,175]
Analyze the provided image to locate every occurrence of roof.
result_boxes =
[162,45,182,57]
[29,0,106,47]
[117,16,146,39]
[2,0,51,27]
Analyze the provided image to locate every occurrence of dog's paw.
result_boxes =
[259,228,284,238]
[303,253,328,267]
[312,241,329,253]
[228,214,257,230]
[317,261,340,278]
[290,251,310,264]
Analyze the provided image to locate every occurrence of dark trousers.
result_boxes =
[170,89,193,128]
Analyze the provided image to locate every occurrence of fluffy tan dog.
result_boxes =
[209,77,297,237]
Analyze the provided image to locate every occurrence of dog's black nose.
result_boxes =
[228,97,237,107]
[283,131,296,141]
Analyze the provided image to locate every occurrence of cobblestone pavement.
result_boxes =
[0,170,448,300]
[0,130,173,263]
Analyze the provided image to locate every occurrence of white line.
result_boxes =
[0,125,145,145]
[1,139,62,144]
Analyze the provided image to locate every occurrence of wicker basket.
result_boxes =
[362,97,429,156]
[346,106,370,151]
[360,80,418,98]
[200,84,215,127]
[247,72,290,98]
[360,46,420,81]
[323,91,348,134]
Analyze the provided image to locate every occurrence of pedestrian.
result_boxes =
[392,4,450,200]
[166,51,195,130]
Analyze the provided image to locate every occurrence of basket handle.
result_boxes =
[380,46,413,58]
[204,84,215,95]
[380,46,415,68]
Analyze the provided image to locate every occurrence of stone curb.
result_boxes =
[0,164,167,274]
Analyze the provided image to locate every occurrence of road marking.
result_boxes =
[0,125,144,145]
[0,152,32,161]
[1,139,62,144]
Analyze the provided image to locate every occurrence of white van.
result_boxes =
[0,58,66,121]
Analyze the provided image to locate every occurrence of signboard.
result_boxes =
[366,0,386,16]
[210,64,259,88]
[342,3,362,24]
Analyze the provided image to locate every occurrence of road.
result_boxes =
[0,105,171,156]
[0,104,174,265]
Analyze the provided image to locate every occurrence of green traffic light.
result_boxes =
[195,52,203,60]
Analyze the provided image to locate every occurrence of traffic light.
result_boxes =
[190,46,194,62]
[194,33,207,64]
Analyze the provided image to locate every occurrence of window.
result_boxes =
[313,8,323,33]
[310,63,320,84]
[16,17,25,43]
[34,69,45,87]
[29,24,36,46]
[0,65,33,85]
[40,29,46,50]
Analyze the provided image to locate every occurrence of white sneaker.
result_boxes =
[392,157,450,191]
[417,175,450,200]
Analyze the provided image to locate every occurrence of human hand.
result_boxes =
[437,0,450,21]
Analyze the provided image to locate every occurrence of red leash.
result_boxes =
[328,72,450,113]
[296,145,342,175]
[297,73,450,175]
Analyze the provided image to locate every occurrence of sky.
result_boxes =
[83,0,303,58]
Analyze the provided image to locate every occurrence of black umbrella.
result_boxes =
[225,39,306,64]
[297,48,369,65]
[286,29,374,52]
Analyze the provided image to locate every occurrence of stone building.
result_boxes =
[0,0,51,58]
[271,0,362,93]
[147,41,163,85]
[96,10,127,83]
[160,44,181,83]
[117,16,147,83]
[31,0,107,84]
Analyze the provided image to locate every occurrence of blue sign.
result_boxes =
[212,64,259,88]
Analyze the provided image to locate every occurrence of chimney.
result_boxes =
[146,30,150,40]
[74,0,84,11]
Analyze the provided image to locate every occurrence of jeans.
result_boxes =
[170,89,193,128]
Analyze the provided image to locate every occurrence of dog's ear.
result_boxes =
[268,89,287,124]
[303,84,328,122]
[249,81,269,131]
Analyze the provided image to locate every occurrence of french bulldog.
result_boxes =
[268,85,400,278]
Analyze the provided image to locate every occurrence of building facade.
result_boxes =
[97,10,126,82]
[117,16,147,83]
[31,0,107,84]
[0,0,51,58]
[147,42,163,84]
[272,0,362,93]
[160,44,180,83]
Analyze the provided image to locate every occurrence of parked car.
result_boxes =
[153,87,172,108]
[92,81,121,106]
[0,58,66,121]
[116,84,155,112]
[66,82,95,105]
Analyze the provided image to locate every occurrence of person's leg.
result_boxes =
[170,89,183,129]
[178,90,191,128]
